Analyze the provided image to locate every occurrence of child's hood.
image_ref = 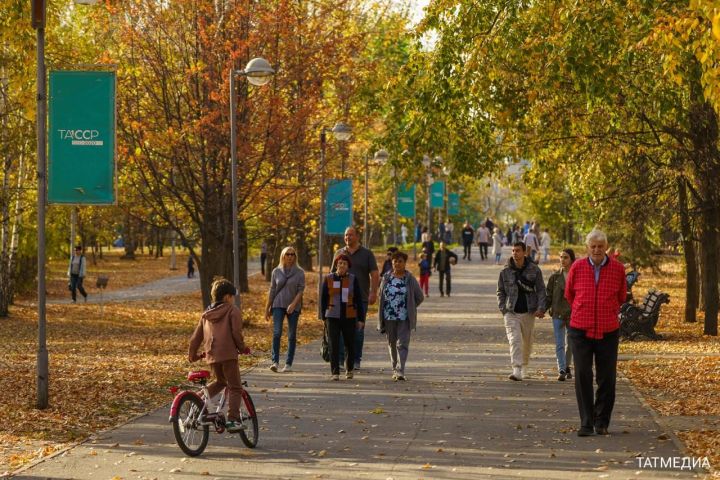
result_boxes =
[202,302,233,323]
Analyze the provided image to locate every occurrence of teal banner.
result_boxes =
[48,70,116,204]
[397,183,415,218]
[448,192,460,215]
[326,179,353,235]
[430,181,445,209]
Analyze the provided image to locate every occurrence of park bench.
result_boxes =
[619,289,670,341]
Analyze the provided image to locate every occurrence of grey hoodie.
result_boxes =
[189,302,245,364]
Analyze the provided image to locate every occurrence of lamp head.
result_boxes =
[331,122,352,141]
[244,57,275,86]
[374,149,389,165]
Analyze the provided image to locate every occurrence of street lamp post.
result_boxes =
[317,122,352,317]
[422,155,432,241]
[32,0,100,410]
[373,148,390,244]
[230,58,275,306]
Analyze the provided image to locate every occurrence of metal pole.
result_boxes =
[426,171,432,239]
[363,154,368,247]
[413,186,417,259]
[229,69,240,307]
[36,17,49,410]
[70,207,76,255]
[317,129,326,318]
[393,175,398,246]
[170,230,177,270]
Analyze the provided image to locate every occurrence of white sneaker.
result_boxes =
[281,364,292,373]
[270,363,278,372]
[508,367,522,381]
[331,374,340,381]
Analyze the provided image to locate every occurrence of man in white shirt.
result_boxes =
[401,224,408,245]
[523,228,541,262]
[540,229,552,263]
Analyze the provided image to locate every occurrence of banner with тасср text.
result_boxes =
[396,183,415,218]
[325,179,353,235]
[48,70,116,204]
[430,181,445,209]
[448,192,460,215]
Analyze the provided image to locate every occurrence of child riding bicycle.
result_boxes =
[188,278,250,432]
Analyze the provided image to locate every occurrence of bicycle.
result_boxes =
[168,357,259,456]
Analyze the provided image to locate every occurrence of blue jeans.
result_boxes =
[552,317,572,372]
[338,301,368,366]
[271,307,300,365]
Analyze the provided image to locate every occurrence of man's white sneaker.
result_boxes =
[508,367,522,381]
[269,363,278,372]
[281,364,292,373]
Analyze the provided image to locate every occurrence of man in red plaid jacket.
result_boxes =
[565,229,626,437]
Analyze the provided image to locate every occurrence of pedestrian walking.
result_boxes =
[496,242,546,381]
[461,221,475,260]
[68,245,88,303]
[523,228,541,262]
[187,256,195,278]
[418,252,431,297]
[491,227,504,264]
[421,229,435,259]
[565,230,626,436]
[333,226,380,371]
[433,241,458,297]
[321,254,365,381]
[265,246,305,373]
[540,229,552,263]
[381,247,398,276]
[401,224,408,245]
[260,241,268,276]
[378,251,424,381]
[444,219,454,243]
[188,278,249,432]
[475,223,490,261]
[545,248,575,381]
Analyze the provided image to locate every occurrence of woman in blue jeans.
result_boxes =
[265,246,305,373]
[545,248,575,381]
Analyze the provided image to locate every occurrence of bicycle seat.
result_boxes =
[188,370,211,383]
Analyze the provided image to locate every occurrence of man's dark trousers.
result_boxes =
[439,270,451,296]
[569,327,619,431]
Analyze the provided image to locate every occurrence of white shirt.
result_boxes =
[540,232,552,248]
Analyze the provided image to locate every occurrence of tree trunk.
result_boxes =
[198,233,233,308]
[677,176,698,323]
[238,219,249,292]
[122,212,136,259]
[688,93,719,335]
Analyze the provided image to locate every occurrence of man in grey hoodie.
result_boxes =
[497,242,546,381]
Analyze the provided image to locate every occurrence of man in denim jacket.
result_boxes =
[497,241,546,380]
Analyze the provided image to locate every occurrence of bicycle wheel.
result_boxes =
[238,389,259,448]
[172,394,209,456]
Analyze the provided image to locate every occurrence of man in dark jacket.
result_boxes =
[461,221,475,260]
[433,242,458,297]
[497,242,546,381]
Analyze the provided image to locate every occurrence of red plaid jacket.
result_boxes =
[564,255,626,339]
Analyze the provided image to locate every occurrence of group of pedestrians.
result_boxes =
[188,224,627,439]
[497,229,627,437]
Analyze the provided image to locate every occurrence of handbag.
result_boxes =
[321,322,330,362]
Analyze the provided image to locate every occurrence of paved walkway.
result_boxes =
[15,251,701,479]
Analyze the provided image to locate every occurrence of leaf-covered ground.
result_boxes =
[0,264,323,475]
[616,256,720,476]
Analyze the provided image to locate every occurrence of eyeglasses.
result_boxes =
[285,252,296,256]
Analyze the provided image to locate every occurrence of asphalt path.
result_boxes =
[14,249,700,479]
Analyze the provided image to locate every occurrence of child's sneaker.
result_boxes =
[225,419,245,433]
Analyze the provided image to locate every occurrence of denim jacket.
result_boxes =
[497,258,546,315]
